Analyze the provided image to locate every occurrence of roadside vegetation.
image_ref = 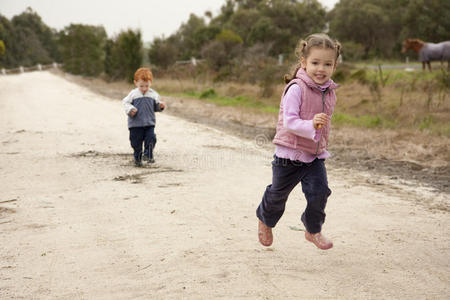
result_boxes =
[152,63,449,136]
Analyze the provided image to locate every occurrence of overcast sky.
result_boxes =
[1,0,339,42]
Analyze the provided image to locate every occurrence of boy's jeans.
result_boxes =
[256,155,331,234]
[129,126,157,162]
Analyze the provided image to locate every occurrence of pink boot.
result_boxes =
[258,220,273,247]
[305,231,333,250]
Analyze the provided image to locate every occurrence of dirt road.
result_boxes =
[1,71,449,299]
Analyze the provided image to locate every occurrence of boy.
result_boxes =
[123,67,165,167]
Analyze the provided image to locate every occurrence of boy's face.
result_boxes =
[135,79,151,94]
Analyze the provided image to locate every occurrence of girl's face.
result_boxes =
[301,47,337,85]
[135,79,151,94]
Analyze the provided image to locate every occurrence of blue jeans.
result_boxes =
[129,126,157,162]
[256,155,331,234]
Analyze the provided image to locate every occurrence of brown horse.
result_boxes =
[401,39,450,71]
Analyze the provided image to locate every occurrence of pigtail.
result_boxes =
[334,40,342,61]
[284,65,301,83]
[284,40,307,83]
[295,40,308,60]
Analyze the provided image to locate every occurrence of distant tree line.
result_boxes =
[329,0,450,60]
[0,7,142,82]
[150,0,450,67]
[0,8,59,68]
[1,1,449,81]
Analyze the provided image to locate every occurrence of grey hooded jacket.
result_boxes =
[122,88,163,128]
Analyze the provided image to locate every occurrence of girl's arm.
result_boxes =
[283,84,318,141]
[122,90,136,115]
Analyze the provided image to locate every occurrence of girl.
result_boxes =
[256,33,341,250]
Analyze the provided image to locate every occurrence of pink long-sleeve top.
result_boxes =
[274,82,332,163]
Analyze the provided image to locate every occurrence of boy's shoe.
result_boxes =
[305,231,333,250]
[134,160,142,167]
[142,156,149,162]
[258,220,273,247]
[148,158,155,164]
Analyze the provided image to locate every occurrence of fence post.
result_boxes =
[191,57,197,66]
[19,66,24,73]
[278,54,284,66]
[53,62,58,69]
[1,68,5,75]
[404,56,414,72]
[37,64,42,71]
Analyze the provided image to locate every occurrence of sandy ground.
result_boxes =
[0,71,449,299]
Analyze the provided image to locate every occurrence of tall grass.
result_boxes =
[154,78,281,114]
[153,63,449,135]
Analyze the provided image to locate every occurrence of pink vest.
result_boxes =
[273,69,338,155]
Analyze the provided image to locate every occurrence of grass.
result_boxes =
[366,68,445,85]
[165,89,279,113]
[196,88,279,113]
[417,115,450,136]
[155,79,280,114]
[332,113,390,128]
[153,63,449,135]
[338,62,448,85]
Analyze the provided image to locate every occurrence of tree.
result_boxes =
[329,0,398,58]
[117,30,143,82]
[401,0,450,42]
[0,8,59,68]
[229,8,261,45]
[0,15,16,68]
[210,0,235,28]
[104,38,121,80]
[0,40,5,56]
[148,36,178,69]
[59,24,107,76]
[247,16,278,46]
[326,0,449,59]
[147,0,328,71]
[202,29,243,71]
[104,29,143,82]
[12,7,59,64]
[175,14,209,59]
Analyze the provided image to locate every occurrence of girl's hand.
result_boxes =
[129,108,137,117]
[159,102,166,110]
[313,113,328,129]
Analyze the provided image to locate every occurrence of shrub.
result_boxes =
[0,40,5,55]
[199,88,217,99]
[340,42,366,61]
[104,29,143,82]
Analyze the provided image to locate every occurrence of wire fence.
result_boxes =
[1,62,62,75]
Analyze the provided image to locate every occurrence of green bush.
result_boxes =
[0,40,5,55]
[199,88,217,99]
[333,113,386,128]
[333,63,354,82]
[340,42,365,61]
[148,37,178,69]
[419,115,433,130]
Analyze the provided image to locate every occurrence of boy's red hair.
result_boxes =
[134,67,153,82]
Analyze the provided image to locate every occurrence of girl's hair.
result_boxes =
[134,67,153,82]
[284,33,341,83]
